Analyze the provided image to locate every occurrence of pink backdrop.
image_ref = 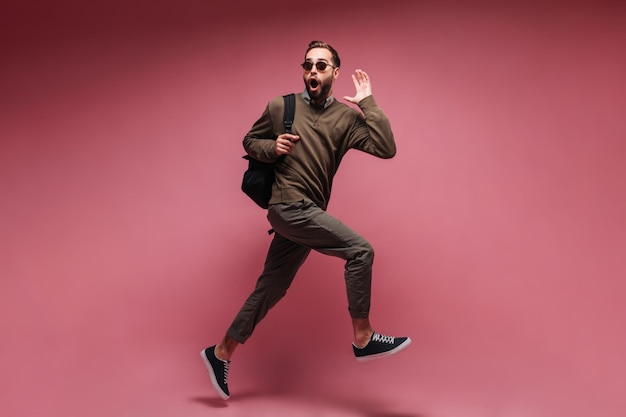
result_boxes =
[2,1,625,416]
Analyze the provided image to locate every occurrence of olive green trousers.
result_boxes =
[226,199,374,343]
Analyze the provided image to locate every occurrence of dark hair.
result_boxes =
[305,40,341,68]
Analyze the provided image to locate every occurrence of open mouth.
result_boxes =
[308,78,319,91]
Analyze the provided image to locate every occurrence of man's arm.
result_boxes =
[243,103,300,163]
[344,70,396,159]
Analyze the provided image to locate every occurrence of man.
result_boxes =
[202,40,411,400]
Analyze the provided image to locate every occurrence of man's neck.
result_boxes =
[302,90,334,109]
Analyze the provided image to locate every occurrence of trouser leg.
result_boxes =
[268,200,374,320]
[226,233,310,343]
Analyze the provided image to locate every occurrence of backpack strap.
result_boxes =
[265,94,295,236]
[283,93,295,134]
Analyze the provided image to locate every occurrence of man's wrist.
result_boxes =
[357,95,376,109]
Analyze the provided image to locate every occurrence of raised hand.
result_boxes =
[343,69,373,104]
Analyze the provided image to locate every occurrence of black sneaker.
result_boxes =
[353,332,412,362]
[201,346,230,400]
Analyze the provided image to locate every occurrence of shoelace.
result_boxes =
[372,333,395,344]
[222,361,230,384]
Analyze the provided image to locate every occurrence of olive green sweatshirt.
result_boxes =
[243,93,396,210]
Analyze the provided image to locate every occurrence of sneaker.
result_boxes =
[353,332,412,362]
[201,346,230,400]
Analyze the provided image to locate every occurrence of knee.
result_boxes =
[354,241,374,265]
[364,242,374,263]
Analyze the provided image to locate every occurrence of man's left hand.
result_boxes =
[343,69,372,104]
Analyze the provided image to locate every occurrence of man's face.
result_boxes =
[303,47,339,103]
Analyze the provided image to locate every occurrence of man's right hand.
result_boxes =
[275,134,300,156]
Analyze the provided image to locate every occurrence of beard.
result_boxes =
[305,77,333,104]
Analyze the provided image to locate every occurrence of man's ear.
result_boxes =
[333,67,340,80]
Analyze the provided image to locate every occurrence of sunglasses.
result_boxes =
[301,61,336,72]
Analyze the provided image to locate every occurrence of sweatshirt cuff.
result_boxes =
[357,95,377,112]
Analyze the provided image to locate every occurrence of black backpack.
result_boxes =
[241,94,295,209]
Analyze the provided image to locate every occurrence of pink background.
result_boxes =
[2,1,625,416]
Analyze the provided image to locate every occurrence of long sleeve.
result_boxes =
[242,104,281,164]
[349,95,396,159]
